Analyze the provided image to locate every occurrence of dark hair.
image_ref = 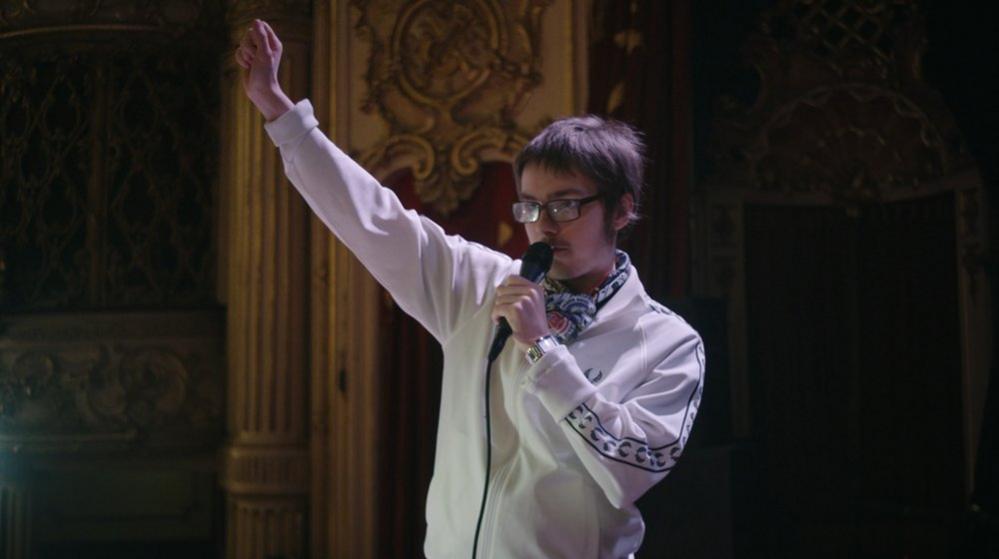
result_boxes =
[514,115,645,236]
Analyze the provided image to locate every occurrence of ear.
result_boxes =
[612,193,635,232]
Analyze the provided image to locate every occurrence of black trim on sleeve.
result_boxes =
[564,341,705,473]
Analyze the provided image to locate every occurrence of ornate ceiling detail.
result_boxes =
[707,0,973,202]
[353,0,549,215]
[0,0,219,38]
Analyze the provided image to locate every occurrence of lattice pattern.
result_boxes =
[103,53,218,307]
[0,48,218,310]
[1,55,93,308]
[775,0,916,62]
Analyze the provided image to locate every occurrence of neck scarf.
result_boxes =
[541,250,631,345]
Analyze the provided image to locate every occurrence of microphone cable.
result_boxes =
[471,242,552,559]
[470,352,498,559]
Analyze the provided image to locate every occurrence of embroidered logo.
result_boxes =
[583,368,604,385]
[647,301,675,316]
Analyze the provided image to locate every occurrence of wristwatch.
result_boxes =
[525,335,560,364]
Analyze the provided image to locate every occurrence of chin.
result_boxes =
[547,263,575,282]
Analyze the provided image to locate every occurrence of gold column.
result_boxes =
[306,2,385,556]
[220,3,313,558]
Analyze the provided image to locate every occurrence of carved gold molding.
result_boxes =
[353,0,550,214]
[0,310,224,454]
[222,446,309,495]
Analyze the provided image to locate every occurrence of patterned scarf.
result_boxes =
[542,250,631,344]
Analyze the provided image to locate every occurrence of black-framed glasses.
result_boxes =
[511,194,603,224]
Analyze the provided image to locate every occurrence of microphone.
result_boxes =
[487,242,553,362]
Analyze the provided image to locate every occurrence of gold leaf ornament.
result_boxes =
[355,0,548,215]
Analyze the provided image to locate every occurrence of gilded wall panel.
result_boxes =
[345,0,588,215]
[351,0,547,214]
[0,311,224,454]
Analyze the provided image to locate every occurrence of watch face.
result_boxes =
[527,346,541,363]
[538,336,558,351]
[527,336,558,364]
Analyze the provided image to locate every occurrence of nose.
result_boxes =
[537,208,560,236]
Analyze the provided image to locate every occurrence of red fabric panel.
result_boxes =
[387,162,528,257]
[587,0,692,299]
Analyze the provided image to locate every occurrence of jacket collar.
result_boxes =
[571,265,645,342]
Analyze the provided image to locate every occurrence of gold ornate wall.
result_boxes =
[352,0,545,214]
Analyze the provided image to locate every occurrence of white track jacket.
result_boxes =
[265,100,705,559]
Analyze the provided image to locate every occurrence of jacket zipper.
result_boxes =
[482,369,530,557]
[480,453,515,557]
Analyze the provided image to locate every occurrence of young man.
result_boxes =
[237,19,704,559]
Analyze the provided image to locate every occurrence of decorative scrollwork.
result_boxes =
[0,312,224,453]
[354,0,549,215]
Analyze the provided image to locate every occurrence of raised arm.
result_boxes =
[234,20,511,341]
[235,19,294,122]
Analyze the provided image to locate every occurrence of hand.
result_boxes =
[490,275,550,351]
[235,19,294,121]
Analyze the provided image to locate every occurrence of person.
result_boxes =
[236,19,704,559]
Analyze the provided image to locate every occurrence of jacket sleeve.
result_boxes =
[263,99,511,343]
[521,316,705,509]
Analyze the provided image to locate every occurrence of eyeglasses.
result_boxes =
[511,194,603,224]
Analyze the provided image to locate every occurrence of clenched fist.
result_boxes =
[490,275,551,351]
[235,19,294,121]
